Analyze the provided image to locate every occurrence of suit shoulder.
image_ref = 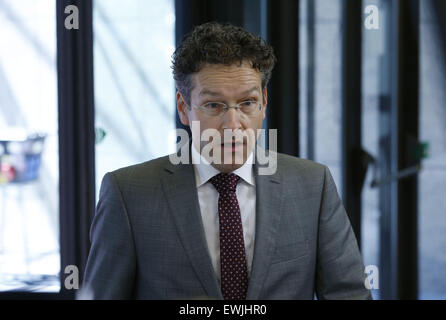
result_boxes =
[106,155,172,184]
[274,153,331,195]
[276,152,326,175]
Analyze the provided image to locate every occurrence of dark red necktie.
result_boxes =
[210,173,248,300]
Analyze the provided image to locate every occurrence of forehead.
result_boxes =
[192,62,262,98]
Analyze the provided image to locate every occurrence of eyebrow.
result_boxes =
[199,86,260,97]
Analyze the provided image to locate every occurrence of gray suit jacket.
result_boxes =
[82,152,371,300]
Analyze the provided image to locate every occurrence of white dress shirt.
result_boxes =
[191,143,256,284]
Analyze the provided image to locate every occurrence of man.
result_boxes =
[82,22,371,300]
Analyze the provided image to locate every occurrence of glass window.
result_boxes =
[0,0,60,292]
[299,0,343,193]
[418,0,446,299]
[93,0,176,199]
[360,0,386,300]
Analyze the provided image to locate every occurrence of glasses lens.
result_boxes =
[240,101,260,116]
[202,102,226,116]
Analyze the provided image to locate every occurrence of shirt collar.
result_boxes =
[191,141,255,188]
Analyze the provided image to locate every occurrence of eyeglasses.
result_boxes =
[191,100,263,117]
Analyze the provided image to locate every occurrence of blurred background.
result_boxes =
[0,0,445,299]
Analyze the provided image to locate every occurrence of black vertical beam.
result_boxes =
[379,0,398,300]
[211,0,244,26]
[341,0,363,246]
[431,0,446,61]
[244,0,268,38]
[175,0,212,46]
[57,0,95,293]
[175,0,246,41]
[306,0,315,160]
[267,0,299,156]
[396,0,419,300]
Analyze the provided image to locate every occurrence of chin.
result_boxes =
[214,162,244,173]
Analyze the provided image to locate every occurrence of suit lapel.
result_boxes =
[161,161,223,300]
[246,160,284,300]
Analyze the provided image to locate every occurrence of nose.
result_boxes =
[222,107,243,130]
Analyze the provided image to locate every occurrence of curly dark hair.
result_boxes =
[172,22,276,105]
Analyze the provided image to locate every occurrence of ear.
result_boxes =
[262,87,268,119]
[176,91,190,126]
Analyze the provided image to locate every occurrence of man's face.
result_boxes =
[177,61,267,173]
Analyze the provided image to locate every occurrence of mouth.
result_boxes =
[221,141,244,152]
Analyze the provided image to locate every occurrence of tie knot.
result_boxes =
[210,173,240,193]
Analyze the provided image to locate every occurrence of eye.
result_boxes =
[240,100,256,108]
[204,102,222,109]
[210,103,220,109]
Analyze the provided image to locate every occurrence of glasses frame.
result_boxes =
[188,100,264,118]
